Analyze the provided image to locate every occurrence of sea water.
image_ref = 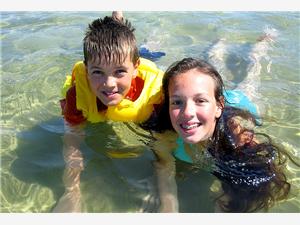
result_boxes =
[0,11,299,212]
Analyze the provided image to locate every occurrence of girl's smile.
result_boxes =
[168,68,223,144]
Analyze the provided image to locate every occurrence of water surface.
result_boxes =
[1,11,299,212]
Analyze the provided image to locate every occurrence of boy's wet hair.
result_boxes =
[83,16,139,65]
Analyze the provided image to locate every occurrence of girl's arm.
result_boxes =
[151,131,179,212]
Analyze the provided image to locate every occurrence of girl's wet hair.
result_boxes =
[209,106,291,212]
[163,57,225,109]
[143,57,295,212]
[144,58,225,132]
[83,16,139,66]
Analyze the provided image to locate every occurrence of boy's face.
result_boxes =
[86,55,139,106]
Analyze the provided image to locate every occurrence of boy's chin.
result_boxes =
[98,95,123,107]
[103,98,123,107]
[105,100,121,106]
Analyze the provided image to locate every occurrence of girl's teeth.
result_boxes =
[182,124,199,129]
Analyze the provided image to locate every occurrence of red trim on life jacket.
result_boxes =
[60,76,145,126]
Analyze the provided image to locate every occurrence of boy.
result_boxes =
[53,12,164,212]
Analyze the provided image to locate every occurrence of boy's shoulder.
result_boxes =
[72,61,85,72]
[139,58,158,71]
[138,58,164,79]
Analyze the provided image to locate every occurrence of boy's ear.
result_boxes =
[216,96,225,118]
[132,58,140,78]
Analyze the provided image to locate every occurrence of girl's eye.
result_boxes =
[170,99,182,106]
[195,98,207,104]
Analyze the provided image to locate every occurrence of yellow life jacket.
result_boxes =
[61,58,164,123]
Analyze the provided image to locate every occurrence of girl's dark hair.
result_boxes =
[83,16,139,66]
[144,57,225,132]
[162,57,224,103]
[143,57,296,212]
[209,106,291,212]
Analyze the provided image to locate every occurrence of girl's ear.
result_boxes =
[216,96,225,118]
[132,58,140,79]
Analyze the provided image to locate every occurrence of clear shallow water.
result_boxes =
[0,11,299,213]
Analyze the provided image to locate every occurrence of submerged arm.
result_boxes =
[52,121,85,212]
[152,131,179,212]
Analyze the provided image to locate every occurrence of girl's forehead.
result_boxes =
[170,70,215,87]
[168,70,216,97]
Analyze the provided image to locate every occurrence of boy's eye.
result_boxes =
[115,69,127,77]
[91,70,104,77]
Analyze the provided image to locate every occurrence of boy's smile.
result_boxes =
[86,55,139,106]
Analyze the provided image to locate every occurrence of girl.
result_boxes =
[146,57,298,212]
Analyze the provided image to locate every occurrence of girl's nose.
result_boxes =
[181,101,195,119]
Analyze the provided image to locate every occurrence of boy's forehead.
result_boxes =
[88,53,133,67]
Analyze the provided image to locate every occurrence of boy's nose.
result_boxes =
[103,76,116,87]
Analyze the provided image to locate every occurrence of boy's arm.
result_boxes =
[62,121,85,177]
[151,131,179,212]
[52,121,85,212]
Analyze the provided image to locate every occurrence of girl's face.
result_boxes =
[168,68,223,144]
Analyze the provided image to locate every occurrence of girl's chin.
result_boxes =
[181,136,201,144]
